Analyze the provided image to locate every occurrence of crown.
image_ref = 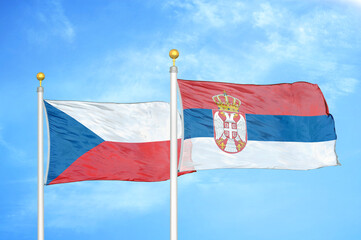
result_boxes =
[212,90,241,112]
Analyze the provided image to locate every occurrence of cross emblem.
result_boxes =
[224,121,237,139]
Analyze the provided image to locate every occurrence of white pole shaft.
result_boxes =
[170,65,178,240]
[37,86,44,240]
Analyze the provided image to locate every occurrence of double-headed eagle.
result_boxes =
[213,91,247,153]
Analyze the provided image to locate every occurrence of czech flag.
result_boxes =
[177,79,339,172]
[44,100,187,185]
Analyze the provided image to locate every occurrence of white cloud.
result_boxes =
[44,181,169,229]
[3,173,196,231]
[333,0,361,7]
[320,77,359,107]
[5,172,289,231]
[71,47,172,103]
[82,0,360,108]
[29,0,75,43]
[47,0,359,107]
[338,78,358,93]
[43,174,203,229]
[253,2,284,28]
[165,0,246,28]
[0,127,26,161]
[249,3,361,105]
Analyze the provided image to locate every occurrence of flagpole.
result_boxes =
[169,49,179,240]
[37,72,45,240]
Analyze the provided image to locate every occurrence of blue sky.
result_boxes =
[1,0,361,239]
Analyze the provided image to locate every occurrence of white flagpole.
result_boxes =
[37,72,45,240]
[169,49,179,240]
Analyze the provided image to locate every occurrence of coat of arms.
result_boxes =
[212,91,247,153]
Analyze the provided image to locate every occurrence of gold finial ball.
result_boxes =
[169,49,179,60]
[36,72,45,81]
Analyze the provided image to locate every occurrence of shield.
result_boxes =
[213,109,247,154]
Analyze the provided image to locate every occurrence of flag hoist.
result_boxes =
[37,72,45,240]
[169,49,179,240]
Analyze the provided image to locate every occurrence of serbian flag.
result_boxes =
[177,79,339,172]
[44,100,187,185]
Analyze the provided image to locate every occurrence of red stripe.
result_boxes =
[178,79,329,116]
[48,140,192,185]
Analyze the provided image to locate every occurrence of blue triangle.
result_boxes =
[44,101,104,184]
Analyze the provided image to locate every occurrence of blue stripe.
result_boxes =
[183,108,336,142]
[44,101,105,185]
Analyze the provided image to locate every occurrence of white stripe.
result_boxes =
[45,100,182,143]
[179,138,338,171]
